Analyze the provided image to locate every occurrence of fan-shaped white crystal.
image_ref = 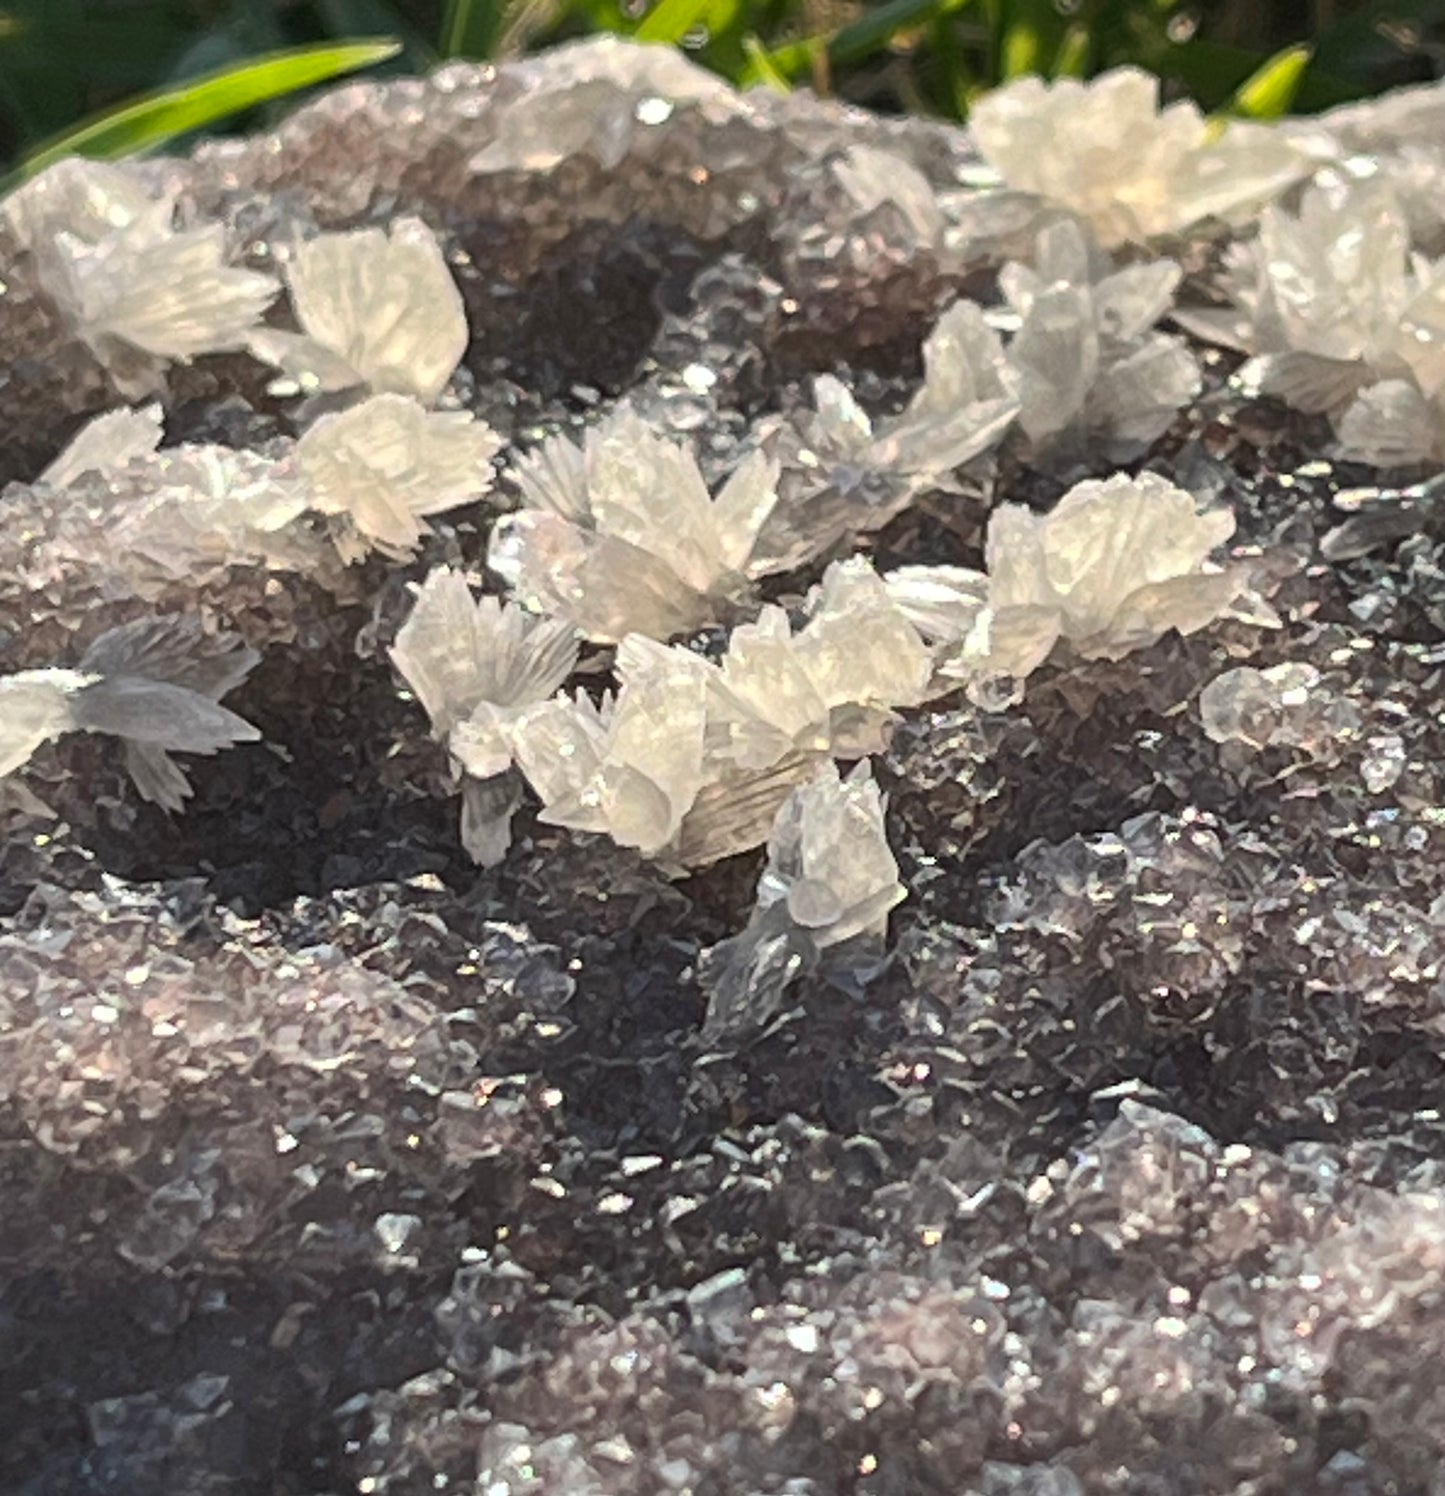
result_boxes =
[499,556,931,867]
[53,440,314,591]
[0,673,88,779]
[4,158,277,392]
[986,473,1240,660]
[41,404,164,487]
[755,300,1017,570]
[392,568,580,746]
[391,567,580,866]
[509,652,709,859]
[713,558,935,766]
[297,394,502,562]
[1177,179,1445,462]
[2,157,153,248]
[0,616,260,809]
[490,405,781,641]
[1000,220,1200,461]
[888,473,1243,699]
[761,761,903,948]
[833,146,946,242]
[1181,181,1445,409]
[23,435,326,613]
[969,67,1304,247]
[469,36,742,174]
[1335,379,1442,467]
[249,217,468,405]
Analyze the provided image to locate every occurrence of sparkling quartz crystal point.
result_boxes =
[0,615,259,808]
[390,567,579,866]
[248,217,469,405]
[969,66,1305,247]
[296,394,503,562]
[490,405,782,641]
[1199,663,1362,759]
[3,157,278,393]
[999,220,1201,461]
[753,300,1017,570]
[701,761,904,1042]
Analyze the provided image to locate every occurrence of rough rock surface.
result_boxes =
[8,39,1445,1496]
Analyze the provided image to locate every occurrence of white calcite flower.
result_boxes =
[982,473,1242,661]
[489,405,782,642]
[700,761,905,1043]
[297,394,503,562]
[469,36,743,174]
[1178,179,1445,463]
[1000,220,1200,462]
[3,157,277,394]
[510,660,709,860]
[751,761,904,949]
[0,615,260,810]
[832,146,947,243]
[755,299,1018,570]
[41,404,164,487]
[3,157,154,248]
[248,218,469,405]
[503,557,932,868]
[711,558,935,767]
[1180,180,1445,407]
[106,445,317,579]
[22,431,330,610]
[969,67,1305,247]
[887,472,1244,701]
[390,567,579,866]
[1334,378,1445,467]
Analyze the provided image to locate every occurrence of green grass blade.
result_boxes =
[999,0,1059,80]
[636,0,712,43]
[1050,23,1089,79]
[14,39,401,180]
[1224,43,1312,119]
[741,34,792,92]
[440,0,496,58]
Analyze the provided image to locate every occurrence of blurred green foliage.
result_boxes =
[2,0,1443,174]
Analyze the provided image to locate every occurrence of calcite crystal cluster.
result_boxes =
[6,41,1445,1496]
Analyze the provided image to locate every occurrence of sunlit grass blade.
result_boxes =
[741,34,792,92]
[999,0,1059,80]
[1224,43,1312,119]
[13,39,401,182]
[636,0,712,43]
[1050,23,1089,78]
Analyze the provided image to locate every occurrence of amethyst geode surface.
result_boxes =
[7,40,1445,1496]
